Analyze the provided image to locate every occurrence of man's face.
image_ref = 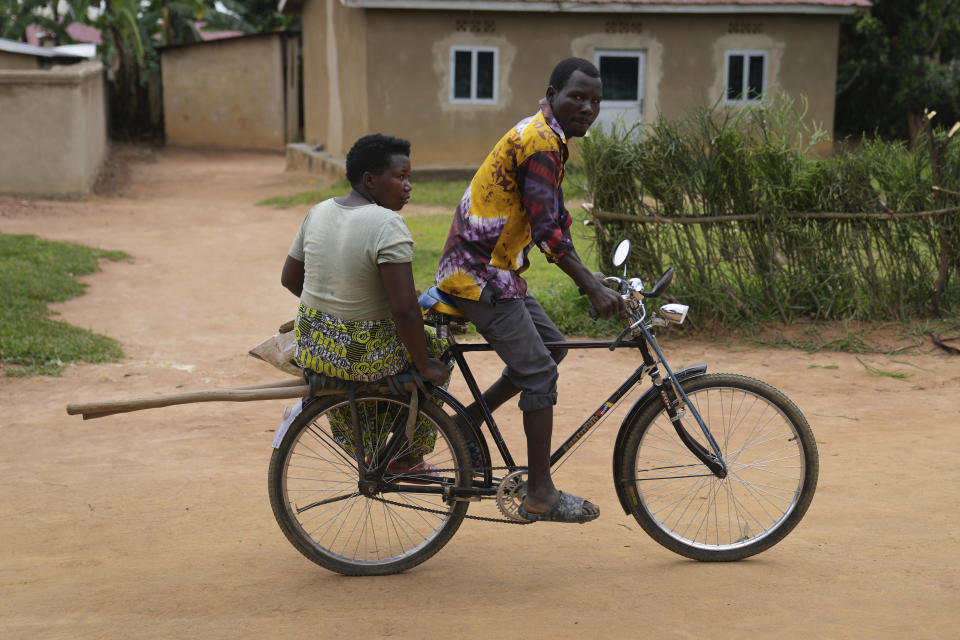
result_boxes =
[547,70,602,138]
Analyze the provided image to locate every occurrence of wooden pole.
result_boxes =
[582,201,960,225]
[65,379,417,421]
[66,385,313,420]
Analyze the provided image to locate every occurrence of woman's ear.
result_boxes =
[361,170,377,192]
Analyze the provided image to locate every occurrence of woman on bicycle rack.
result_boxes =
[280,134,449,472]
[435,58,626,523]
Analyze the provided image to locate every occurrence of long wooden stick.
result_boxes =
[228,378,306,391]
[65,379,418,421]
[66,385,313,420]
[582,202,960,225]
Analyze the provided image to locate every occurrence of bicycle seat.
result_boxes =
[419,286,465,318]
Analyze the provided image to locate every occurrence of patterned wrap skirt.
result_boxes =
[294,302,450,458]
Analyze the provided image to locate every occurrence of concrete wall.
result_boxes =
[300,4,843,168]
[301,0,369,157]
[0,51,40,70]
[161,34,298,150]
[0,60,106,197]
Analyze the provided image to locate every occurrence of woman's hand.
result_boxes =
[419,358,450,386]
[379,261,448,384]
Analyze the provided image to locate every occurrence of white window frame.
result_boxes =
[449,46,499,104]
[724,50,768,104]
[594,49,646,117]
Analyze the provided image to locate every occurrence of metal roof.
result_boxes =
[0,37,92,59]
[337,0,870,12]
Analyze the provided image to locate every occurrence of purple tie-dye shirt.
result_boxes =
[435,99,575,301]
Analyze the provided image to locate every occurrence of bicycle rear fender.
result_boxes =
[612,364,708,515]
[431,387,492,472]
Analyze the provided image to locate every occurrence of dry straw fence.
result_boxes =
[579,97,960,328]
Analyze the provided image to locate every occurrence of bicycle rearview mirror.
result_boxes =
[612,239,631,274]
[646,267,675,297]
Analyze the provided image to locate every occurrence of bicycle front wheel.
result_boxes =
[618,373,818,561]
[268,393,472,576]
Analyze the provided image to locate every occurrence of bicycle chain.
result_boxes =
[372,465,532,525]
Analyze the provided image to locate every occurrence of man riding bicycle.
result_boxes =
[435,57,626,523]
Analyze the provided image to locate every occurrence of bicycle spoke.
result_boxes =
[625,375,816,557]
[271,395,470,573]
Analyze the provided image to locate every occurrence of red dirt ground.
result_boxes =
[1,148,958,639]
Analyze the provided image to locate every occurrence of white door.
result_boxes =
[593,50,646,132]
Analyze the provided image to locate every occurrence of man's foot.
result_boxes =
[518,490,599,524]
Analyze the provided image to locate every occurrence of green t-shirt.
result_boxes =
[288,198,414,321]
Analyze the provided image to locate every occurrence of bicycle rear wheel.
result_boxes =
[618,373,818,561]
[268,393,472,575]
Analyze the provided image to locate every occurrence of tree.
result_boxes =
[1,0,296,140]
[200,0,300,34]
[835,0,960,141]
[0,0,92,44]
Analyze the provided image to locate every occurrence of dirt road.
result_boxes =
[1,148,958,639]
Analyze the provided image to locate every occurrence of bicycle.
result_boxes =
[267,240,819,576]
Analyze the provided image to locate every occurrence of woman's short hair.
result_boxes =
[345,134,411,186]
[549,58,600,92]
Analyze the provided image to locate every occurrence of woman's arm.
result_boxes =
[281,255,305,297]
[378,261,449,386]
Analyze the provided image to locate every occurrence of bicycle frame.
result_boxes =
[411,318,728,503]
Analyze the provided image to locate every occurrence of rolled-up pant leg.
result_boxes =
[453,292,566,413]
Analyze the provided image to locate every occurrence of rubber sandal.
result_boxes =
[386,461,440,485]
[517,491,600,524]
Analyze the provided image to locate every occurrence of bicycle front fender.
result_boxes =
[611,364,708,515]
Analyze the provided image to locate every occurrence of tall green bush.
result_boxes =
[582,96,960,327]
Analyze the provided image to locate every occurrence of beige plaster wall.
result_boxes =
[355,10,842,167]
[301,0,368,157]
[0,61,106,197]
[0,51,40,71]
[161,35,288,150]
[284,35,301,143]
[641,14,839,132]
[365,10,563,168]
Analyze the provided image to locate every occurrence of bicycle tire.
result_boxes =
[617,373,818,561]
[268,393,472,576]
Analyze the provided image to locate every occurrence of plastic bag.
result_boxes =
[248,325,300,376]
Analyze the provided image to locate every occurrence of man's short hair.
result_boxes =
[345,134,411,186]
[549,58,601,92]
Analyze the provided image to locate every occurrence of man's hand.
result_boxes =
[419,358,451,386]
[557,252,627,319]
[584,277,627,318]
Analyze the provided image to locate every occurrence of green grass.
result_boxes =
[257,165,610,335]
[257,179,352,209]
[405,206,622,337]
[257,163,589,210]
[405,213,454,289]
[0,234,128,376]
[855,357,910,380]
[258,179,471,210]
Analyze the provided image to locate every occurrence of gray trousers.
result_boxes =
[451,289,568,412]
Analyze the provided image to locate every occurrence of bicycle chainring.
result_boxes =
[496,469,530,522]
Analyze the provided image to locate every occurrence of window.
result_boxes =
[599,54,640,102]
[593,49,646,130]
[450,46,498,103]
[725,51,767,103]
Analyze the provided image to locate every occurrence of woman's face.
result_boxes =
[366,154,412,211]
